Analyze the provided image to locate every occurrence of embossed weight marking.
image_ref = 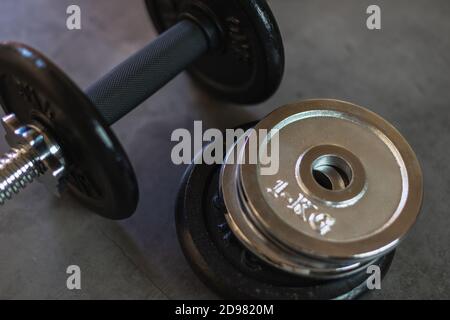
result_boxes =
[0,0,284,219]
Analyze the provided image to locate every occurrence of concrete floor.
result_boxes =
[0,0,449,299]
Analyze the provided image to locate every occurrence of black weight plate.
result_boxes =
[145,0,285,104]
[0,42,138,220]
[176,144,395,299]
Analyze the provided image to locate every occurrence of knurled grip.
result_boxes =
[86,19,209,125]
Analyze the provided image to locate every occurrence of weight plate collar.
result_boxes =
[222,99,423,277]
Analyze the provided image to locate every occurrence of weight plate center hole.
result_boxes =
[312,155,353,191]
[296,145,367,207]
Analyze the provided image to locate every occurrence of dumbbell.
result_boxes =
[177,99,423,299]
[0,0,284,219]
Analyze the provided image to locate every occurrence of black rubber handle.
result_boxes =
[85,19,209,125]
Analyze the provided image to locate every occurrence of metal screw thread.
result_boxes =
[0,146,44,205]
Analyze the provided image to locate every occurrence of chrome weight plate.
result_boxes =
[221,99,423,279]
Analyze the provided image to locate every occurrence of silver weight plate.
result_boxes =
[221,99,423,279]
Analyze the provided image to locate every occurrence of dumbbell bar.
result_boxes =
[88,19,209,125]
[0,0,284,219]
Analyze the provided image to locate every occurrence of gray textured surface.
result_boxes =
[0,0,449,299]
